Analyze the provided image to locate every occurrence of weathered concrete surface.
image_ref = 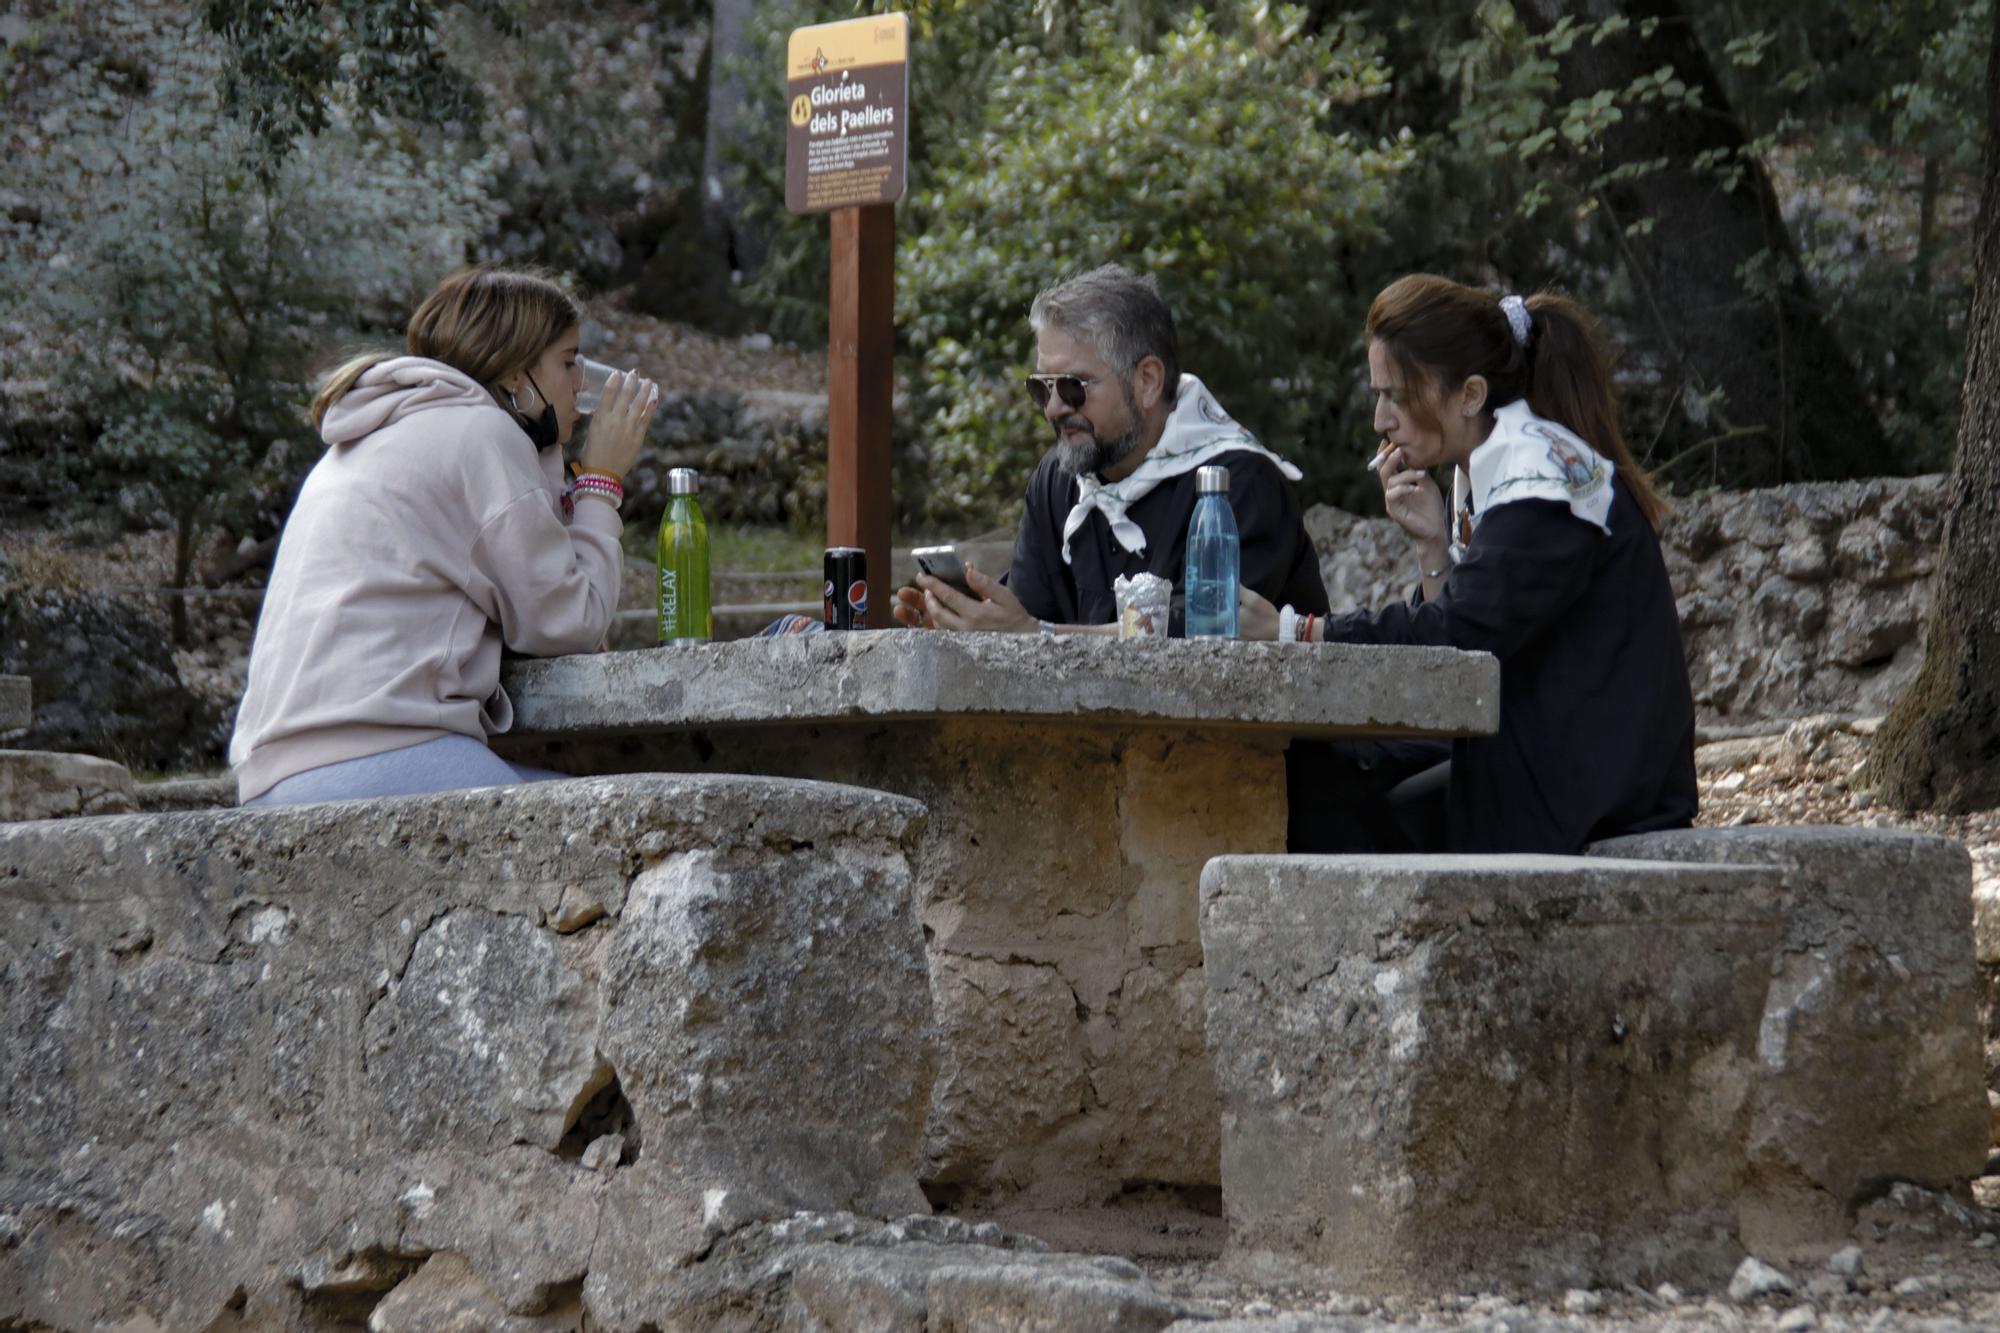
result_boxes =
[505,717,1276,1209]
[360,1210,1192,1332]
[501,630,1499,740]
[0,747,136,820]
[592,1209,1188,1331]
[0,775,940,1331]
[496,633,1499,1209]
[0,674,27,730]
[1592,826,1991,1232]
[1199,844,1988,1295]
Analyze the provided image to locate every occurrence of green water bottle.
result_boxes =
[657,467,711,642]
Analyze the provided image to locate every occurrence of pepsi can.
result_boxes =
[823,546,868,631]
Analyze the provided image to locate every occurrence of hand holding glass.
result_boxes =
[577,363,659,480]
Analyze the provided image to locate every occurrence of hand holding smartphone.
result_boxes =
[912,545,975,598]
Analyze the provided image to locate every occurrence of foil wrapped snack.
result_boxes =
[1114,572,1172,640]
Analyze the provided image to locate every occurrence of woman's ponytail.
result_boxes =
[1523,294,1666,528]
[1368,275,1669,530]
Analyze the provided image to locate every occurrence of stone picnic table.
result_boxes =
[496,630,1497,1206]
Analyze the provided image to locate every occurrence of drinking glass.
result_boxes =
[576,356,622,415]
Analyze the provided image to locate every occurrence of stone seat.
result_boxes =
[0,774,940,1330]
[1197,828,1988,1295]
[0,676,142,822]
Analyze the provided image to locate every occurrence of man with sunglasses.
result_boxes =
[892,264,1328,637]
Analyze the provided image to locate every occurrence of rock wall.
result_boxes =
[1305,474,1945,726]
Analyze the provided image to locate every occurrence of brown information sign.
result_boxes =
[784,13,909,215]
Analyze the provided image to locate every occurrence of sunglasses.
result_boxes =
[1024,373,1097,412]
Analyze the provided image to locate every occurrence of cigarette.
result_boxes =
[1369,447,1397,473]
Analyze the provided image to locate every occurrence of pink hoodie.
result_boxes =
[229,356,623,800]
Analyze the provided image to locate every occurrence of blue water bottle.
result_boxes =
[1183,464,1240,638]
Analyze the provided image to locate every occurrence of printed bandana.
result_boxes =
[1448,400,1615,561]
[1061,373,1302,564]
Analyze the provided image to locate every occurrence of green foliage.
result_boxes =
[0,1,493,634]
[735,0,1409,526]
[1690,0,1988,471]
[192,0,708,287]
[1328,0,1984,486]
[899,4,1408,523]
[198,0,510,165]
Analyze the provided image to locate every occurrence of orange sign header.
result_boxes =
[787,13,908,79]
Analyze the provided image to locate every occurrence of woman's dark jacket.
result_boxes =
[1322,480,1698,853]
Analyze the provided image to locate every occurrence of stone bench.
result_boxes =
[0,774,942,1329]
[1198,828,1988,1295]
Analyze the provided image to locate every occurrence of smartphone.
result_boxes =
[912,545,974,598]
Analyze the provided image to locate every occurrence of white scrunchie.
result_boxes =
[1499,293,1532,349]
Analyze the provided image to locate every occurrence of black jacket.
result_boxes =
[1323,484,1698,852]
[1006,447,1330,633]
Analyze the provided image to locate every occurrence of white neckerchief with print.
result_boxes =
[1062,373,1302,565]
[1446,400,1615,562]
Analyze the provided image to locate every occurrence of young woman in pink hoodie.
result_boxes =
[230,268,658,805]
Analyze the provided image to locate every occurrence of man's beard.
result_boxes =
[1056,422,1143,477]
[1054,382,1146,476]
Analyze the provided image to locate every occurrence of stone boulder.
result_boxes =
[1306,504,1421,616]
[1199,833,1987,1295]
[1661,477,1943,722]
[622,387,830,532]
[0,774,939,1331]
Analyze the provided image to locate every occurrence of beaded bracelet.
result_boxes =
[572,473,624,509]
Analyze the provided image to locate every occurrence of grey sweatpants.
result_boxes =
[244,734,571,807]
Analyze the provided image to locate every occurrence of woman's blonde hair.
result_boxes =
[311,267,585,427]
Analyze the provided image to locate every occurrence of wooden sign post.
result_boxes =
[785,13,909,612]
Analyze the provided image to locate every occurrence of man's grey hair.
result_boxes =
[1028,264,1181,402]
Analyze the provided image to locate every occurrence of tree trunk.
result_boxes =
[1515,0,1898,488]
[700,0,762,276]
[1864,1,2000,815]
